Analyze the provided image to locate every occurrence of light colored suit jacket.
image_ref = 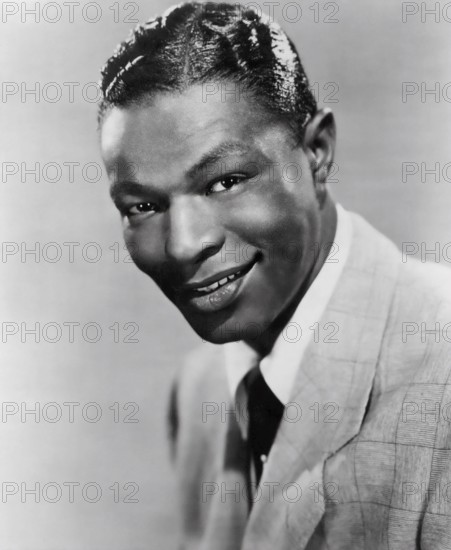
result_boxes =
[170,212,451,549]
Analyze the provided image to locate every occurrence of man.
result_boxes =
[98,3,451,548]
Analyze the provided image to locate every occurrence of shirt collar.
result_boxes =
[223,203,353,405]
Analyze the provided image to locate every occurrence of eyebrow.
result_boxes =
[109,140,254,201]
[110,180,146,203]
[186,141,252,179]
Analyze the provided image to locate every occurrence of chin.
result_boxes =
[185,318,242,344]
[184,308,270,345]
[197,330,239,345]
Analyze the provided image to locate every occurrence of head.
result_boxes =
[99,2,337,351]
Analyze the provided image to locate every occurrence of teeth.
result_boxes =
[195,269,243,293]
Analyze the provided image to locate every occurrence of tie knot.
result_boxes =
[247,369,284,416]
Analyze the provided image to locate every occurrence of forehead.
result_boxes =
[100,85,293,178]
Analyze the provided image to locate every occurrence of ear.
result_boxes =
[302,108,336,190]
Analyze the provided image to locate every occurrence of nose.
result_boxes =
[164,195,224,264]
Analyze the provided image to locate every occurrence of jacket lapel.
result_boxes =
[200,414,250,550]
[242,214,400,549]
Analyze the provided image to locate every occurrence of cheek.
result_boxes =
[123,226,164,279]
[226,189,308,252]
[236,200,320,281]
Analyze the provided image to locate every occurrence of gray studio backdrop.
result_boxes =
[1,0,450,548]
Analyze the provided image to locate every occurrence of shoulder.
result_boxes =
[386,243,451,349]
[168,343,231,466]
[176,343,228,397]
[347,209,451,324]
[169,343,230,431]
[344,210,451,388]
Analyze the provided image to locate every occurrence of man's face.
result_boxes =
[100,85,325,344]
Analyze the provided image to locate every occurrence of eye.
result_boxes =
[207,175,246,195]
[126,202,158,217]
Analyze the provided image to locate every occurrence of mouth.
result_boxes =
[185,261,256,295]
[177,256,259,313]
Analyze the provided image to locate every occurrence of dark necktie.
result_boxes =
[246,368,285,485]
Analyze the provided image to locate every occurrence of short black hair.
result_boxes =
[98,2,317,139]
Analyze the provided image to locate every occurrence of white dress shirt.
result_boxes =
[223,203,353,439]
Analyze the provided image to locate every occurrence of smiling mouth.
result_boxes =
[193,266,251,294]
[182,258,257,296]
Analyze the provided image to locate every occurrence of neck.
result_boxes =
[247,196,337,358]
